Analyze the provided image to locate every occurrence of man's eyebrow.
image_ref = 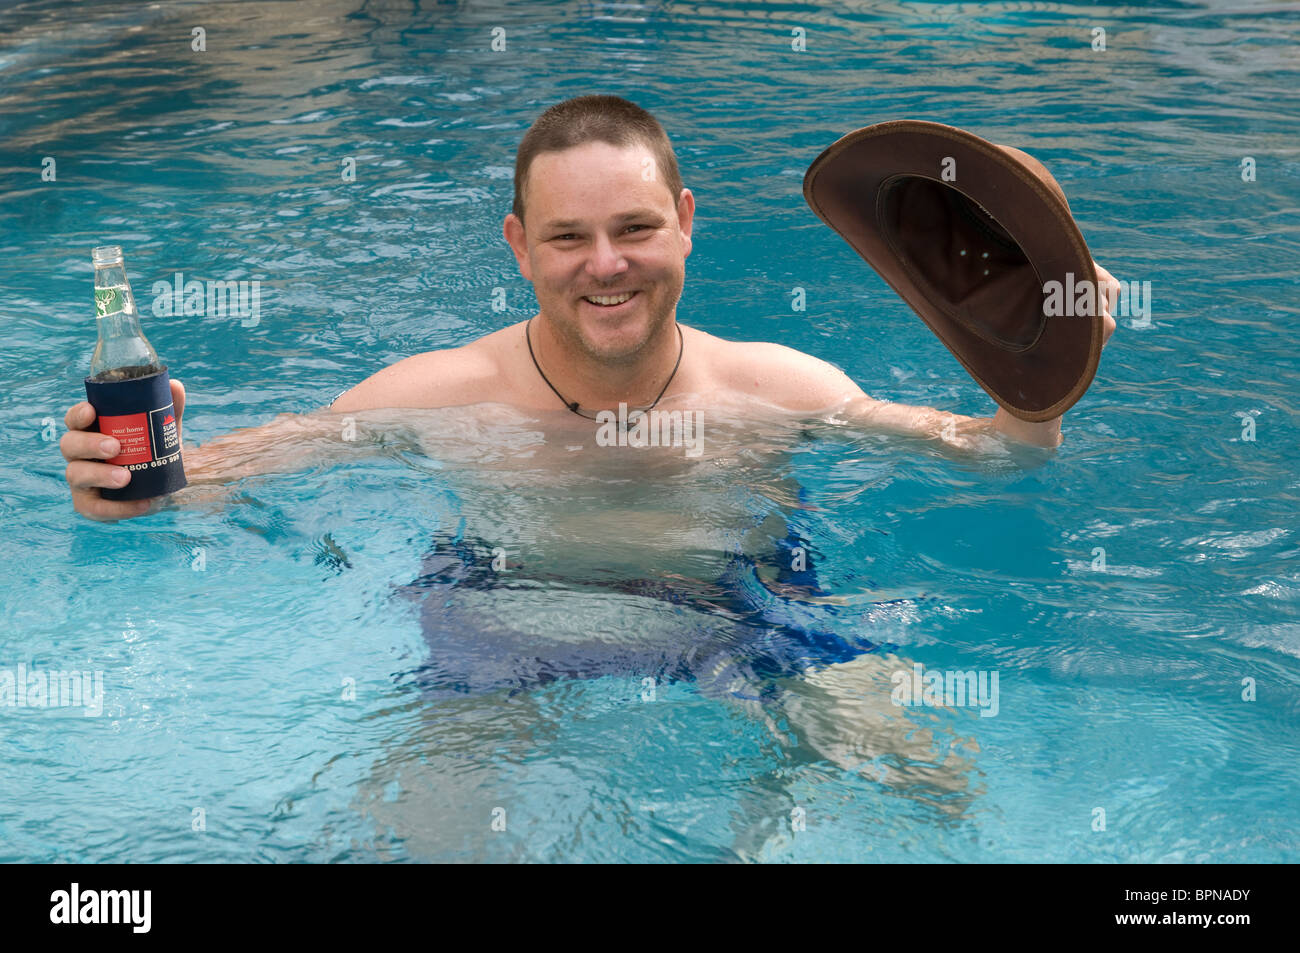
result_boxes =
[543,208,666,230]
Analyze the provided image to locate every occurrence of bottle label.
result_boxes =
[94,286,128,317]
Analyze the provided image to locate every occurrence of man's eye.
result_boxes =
[552,225,651,241]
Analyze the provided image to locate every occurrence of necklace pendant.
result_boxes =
[621,407,646,431]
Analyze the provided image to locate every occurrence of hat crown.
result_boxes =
[998,144,1070,210]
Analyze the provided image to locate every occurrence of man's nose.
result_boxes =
[585,231,629,278]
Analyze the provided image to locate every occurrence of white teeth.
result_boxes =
[585,292,635,306]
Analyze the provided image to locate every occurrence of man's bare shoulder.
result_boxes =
[693,328,867,412]
[329,324,519,412]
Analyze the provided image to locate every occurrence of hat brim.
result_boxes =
[803,120,1102,423]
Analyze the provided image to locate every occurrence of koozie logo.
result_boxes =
[152,404,180,455]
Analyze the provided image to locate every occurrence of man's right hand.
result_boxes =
[62,379,186,522]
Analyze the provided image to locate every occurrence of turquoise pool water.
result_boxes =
[2,0,1299,862]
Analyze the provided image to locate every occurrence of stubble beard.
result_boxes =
[546,271,683,368]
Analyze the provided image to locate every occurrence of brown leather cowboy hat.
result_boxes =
[803,120,1103,422]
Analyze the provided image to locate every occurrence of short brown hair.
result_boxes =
[512,94,684,229]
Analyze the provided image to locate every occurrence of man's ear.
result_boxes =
[676,188,695,259]
[503,213,532,281]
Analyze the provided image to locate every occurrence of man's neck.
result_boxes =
[530,315,682,410]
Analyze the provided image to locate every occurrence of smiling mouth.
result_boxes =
[581,290,639,308]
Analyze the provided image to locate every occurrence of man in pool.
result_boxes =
[60,93,1116,520]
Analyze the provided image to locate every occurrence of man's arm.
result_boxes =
[182,342,507,481]
[744,261,1118,451]
[732,342,1078,452]
[179,408,414,484]
[733,344,1032,451]
[846,392,1060,451]
[61,349,466,522]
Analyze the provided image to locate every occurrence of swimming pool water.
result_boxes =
[2,0,1299,862]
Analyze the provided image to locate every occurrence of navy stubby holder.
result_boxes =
[84,366,187,501]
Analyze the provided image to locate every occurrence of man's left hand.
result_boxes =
[990,258,1118,447]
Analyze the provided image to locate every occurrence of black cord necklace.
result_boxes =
[525,317,684,422]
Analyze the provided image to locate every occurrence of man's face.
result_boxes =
[504,140,694,365]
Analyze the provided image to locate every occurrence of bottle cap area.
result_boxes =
[92,245,124,266]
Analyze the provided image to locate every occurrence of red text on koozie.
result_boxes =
[99,413,153,465]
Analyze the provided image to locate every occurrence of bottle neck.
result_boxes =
[91,257,159,377]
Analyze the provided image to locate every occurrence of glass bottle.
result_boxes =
[83,245,187,501]
[90,245,162,381]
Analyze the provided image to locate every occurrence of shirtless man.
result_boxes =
[61,94,1116,520]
